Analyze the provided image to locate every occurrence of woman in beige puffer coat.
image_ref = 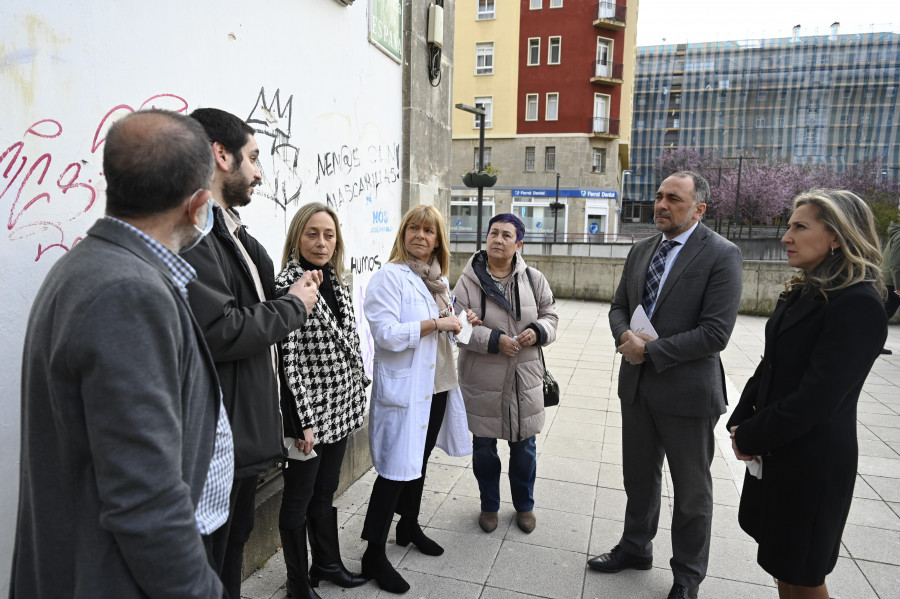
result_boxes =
[453,213,558,535]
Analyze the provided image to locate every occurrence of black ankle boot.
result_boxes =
[307,507,366,588]
[361,544,410,594]
[279,527,322,599]
[395,518,444,556]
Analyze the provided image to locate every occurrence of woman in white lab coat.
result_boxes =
[360,205,472,594]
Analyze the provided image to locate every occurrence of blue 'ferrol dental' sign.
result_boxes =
[511,188,617,199]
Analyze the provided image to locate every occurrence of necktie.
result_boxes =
[642,239,679,318]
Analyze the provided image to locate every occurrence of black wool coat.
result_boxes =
[184,206,308,477]
[727,281,886,586]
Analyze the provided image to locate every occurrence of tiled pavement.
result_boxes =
[242,299,900,599]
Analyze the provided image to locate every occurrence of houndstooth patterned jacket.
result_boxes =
[276,261,370,444]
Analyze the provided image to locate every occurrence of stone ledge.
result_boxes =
[451,251,900,323]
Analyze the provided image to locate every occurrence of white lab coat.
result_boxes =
[363,262,472,481]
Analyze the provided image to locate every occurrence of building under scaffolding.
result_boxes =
[624,25,900,222]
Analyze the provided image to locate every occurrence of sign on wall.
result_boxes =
[369,0,402,62]
[511,188,618,199]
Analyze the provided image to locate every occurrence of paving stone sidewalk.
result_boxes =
[242,299,900,599]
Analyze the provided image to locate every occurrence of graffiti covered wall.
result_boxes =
[0,1,403,590]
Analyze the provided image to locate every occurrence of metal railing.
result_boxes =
[595,1,626,24]
[592,60,624,80]
[450,231,656,244]
[589,116,621,135]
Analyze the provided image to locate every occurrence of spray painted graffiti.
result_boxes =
[2,119,96,261]
[317,142,400,210]
[316,146,359,183]
[246,87,302,213]
[91,94,189,153]
[350,255,382,274]
[2,93,188,262]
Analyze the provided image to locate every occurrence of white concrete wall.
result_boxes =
[0,1,403,591]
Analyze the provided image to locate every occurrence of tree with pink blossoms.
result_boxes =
[654,150,899,237]
[654,147,731,223]
[789,160,900,234]
[655,147,710,179]
[732,161,807,237]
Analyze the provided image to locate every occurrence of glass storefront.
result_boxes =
[450,199,494,241]
[512,201,567,241]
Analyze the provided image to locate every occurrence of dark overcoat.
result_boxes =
[184,205,308,477]
[727,281,886,586]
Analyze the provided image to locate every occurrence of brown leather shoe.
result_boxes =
[516,510,536,533]
[478,511,498,532]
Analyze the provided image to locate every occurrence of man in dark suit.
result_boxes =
[11,110,230,598]
[182,108,319,598]
[588,171,743,599]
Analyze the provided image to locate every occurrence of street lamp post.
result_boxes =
[733,156,745,235]
[455,103,487,251]
[552,172,561,242]
[617,169,631,236]
[724,155,757,239]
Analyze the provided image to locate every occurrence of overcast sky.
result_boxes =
[635,0,897,46]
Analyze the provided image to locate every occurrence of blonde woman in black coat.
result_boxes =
[275,203,370,598]
[727,190,886,599]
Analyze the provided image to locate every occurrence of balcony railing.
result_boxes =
[594,1,626,27]
[591,60,624,82]
[589,117,621,136]
[450,231,655,244]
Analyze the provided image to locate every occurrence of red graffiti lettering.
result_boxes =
[91,94,188,153]
[3,93,186,262]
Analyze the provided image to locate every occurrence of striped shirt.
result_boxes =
[103,217,234,534]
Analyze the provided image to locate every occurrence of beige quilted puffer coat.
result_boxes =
[453,251,558,441]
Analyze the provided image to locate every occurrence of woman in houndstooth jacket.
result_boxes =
[275,202,370,599]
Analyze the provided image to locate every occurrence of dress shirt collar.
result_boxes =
[661,220,699,248]
[102,216,196,297]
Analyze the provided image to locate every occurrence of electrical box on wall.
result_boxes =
[427,4,444,48]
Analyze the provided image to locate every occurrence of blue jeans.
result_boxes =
[472,434,537,512]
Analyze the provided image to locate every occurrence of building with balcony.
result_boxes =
[624,25,900,223]
[451,0,638,243]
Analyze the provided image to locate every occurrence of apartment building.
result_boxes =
[451,0,638,241]
[625,25,900,222]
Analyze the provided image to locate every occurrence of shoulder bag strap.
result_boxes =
[524,267,547,366]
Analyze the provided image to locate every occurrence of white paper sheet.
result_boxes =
[456,316,473,344]
[746,457,763,479]
[284,437,317,461]
[630,306,659,340]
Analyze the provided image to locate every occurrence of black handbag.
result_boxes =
[539,348,560,407]
[523,268,559,408]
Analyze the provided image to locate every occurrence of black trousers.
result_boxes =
[361,392,447,544]
[209,475,257,599]
[280,436,350,530]
[202,535,229,599]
